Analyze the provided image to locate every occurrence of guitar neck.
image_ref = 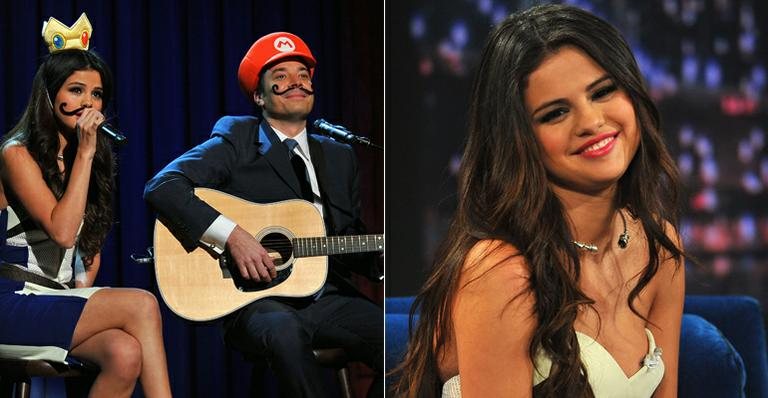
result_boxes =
[293,234,384,257]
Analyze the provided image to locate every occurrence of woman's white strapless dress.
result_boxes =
[442,328,664,398]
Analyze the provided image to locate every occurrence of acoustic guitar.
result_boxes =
[153,188,383,321]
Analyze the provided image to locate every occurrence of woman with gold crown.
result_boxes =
[0,13,172,397]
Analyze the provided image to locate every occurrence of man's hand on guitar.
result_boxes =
[152,190,384,320]
[226,226,277,282]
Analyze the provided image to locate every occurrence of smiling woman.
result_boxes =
[527,47,640,194]
[391,4,685,398]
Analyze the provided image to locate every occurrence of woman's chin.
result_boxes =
[55,120,77,135]
[550,170,625,195]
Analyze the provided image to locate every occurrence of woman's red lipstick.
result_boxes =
[575,132,619,158]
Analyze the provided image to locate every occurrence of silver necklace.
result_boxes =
[572,210,630,253]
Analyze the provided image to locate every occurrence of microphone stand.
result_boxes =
[313,119,383,151]
[337,132,383,151]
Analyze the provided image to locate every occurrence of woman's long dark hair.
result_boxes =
[391,4,683,397]
[3,49,115,267]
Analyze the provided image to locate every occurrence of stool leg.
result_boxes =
[15,379,31,398]
[337,367,353,398]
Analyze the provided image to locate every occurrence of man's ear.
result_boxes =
[253,91,264,106]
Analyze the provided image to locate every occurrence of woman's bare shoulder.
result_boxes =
[461,239,529,286]
[0,141,26,208]
[1,140,30,161]
[451,239,537,395]
[456,239,533,318]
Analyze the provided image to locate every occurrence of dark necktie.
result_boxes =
[284,139,314,202]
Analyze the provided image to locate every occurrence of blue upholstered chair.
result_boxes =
[386,295,768,398]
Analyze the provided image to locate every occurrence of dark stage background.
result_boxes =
[386,0,768,312]
[0,0,383,397]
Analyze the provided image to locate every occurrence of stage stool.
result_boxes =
[0,357,98,398]
[313,347,354,398]
[250,346,355,398]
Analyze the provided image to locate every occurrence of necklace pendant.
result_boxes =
[618,232,630,249]
[572,241,598,252]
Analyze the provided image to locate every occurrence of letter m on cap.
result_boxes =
[273,37,296,52]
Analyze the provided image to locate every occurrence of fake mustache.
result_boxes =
[59,103,86,116]
[271,84,314,96]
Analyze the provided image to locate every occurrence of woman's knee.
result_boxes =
[135,289,161,319]
[118,288,162,325]
[101,332,143,381]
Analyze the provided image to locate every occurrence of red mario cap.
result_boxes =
[238,32,316,97]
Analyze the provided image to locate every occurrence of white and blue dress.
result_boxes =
[0,205,100,363]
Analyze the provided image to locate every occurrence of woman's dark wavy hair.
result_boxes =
[391,4,683,397]
[2,49,115,267]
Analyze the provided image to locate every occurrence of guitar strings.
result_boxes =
[253,243,375,249]
[257,236,382,244]
[251,244,380,251]
[251,236,384,251]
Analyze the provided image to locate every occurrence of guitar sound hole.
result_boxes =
[260,232,293,267]
[223,232,294,292]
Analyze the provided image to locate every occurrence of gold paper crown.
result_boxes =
[41,13,92,53]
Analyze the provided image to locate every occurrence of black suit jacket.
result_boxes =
[144,116,372,283]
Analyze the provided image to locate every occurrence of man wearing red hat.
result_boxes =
[145,32,382,397]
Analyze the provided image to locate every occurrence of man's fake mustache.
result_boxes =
[271,84,314,96]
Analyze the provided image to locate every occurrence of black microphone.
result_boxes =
[98,122,128,146]
[312,119,382,150]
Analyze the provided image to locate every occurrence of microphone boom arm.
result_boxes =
[313,119,382,151]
